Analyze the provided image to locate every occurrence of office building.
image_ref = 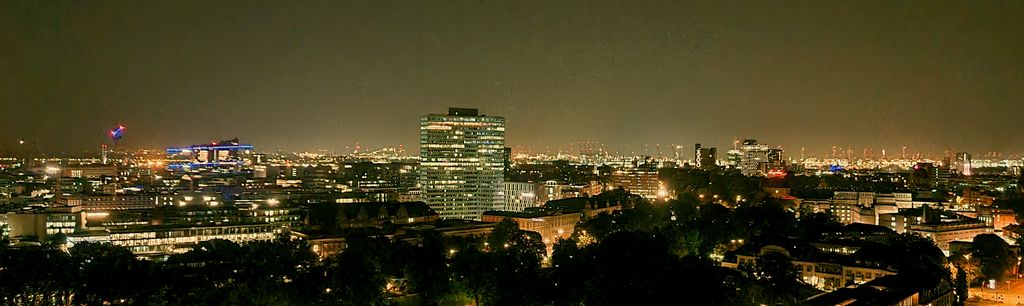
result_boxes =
[739,139,771,176]
[610,163,661,201]
[502,182,538,212]
[419,108,506,220]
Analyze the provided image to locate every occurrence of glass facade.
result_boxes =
[419,108,505,220]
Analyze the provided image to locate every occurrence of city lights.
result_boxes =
[2,1,1021,304]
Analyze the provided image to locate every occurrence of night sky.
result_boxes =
[2,1,1023,156]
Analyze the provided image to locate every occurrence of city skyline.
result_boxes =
[5,2,1024,305]
[4,1,1024,156]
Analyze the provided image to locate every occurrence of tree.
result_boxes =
[949,252,983,285]
[794,212,842,241]
[454,218,546,306]
[450,246,492,306]
[955,267,969,306]
[733,201,791,240]
[972,234,1015,281]
[400,232,457,305]
[69,242,153,305]
[321,234,391,306]
[577,212,617,241]
[750,252,802,304]
[695,203,737,256]
[0,245,75,305]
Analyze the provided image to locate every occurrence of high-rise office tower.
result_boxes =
[419,108,506,220]
[739,139,782,176]
[739,139,769,176]
[694,144,718,170]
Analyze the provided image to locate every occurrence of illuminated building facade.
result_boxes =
[481,209,581,253]
[610,164,661,201]
[331,201,440,228]
[959,188,996,207]
[419,108,506,220]
[61,165,118,178]
[738,139,784,176]
[5,207,84,241]
[502,182,538,212]
[739,139,770,176]
[69,223,280,255]
[910,220,992,253]
[166,138,254,169]
[726,244,898,291]
[538,180,567,204]
[58,195,159,211]
[340,161,418,190]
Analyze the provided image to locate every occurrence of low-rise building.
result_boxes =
[61,165,118,178]
[724,242,898,291]
[806,274,954,306]
[59,195,159,211]
[481,209,581,252]
[977,206,1017,231]
[910,220,992,253]
[69,223,280,256]
[5,206,84,242]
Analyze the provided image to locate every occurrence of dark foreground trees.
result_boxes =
[971,233,1016,281]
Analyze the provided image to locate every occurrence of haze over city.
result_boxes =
[3,1,1024,156]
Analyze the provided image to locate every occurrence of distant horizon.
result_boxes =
[4,137,1022,161]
